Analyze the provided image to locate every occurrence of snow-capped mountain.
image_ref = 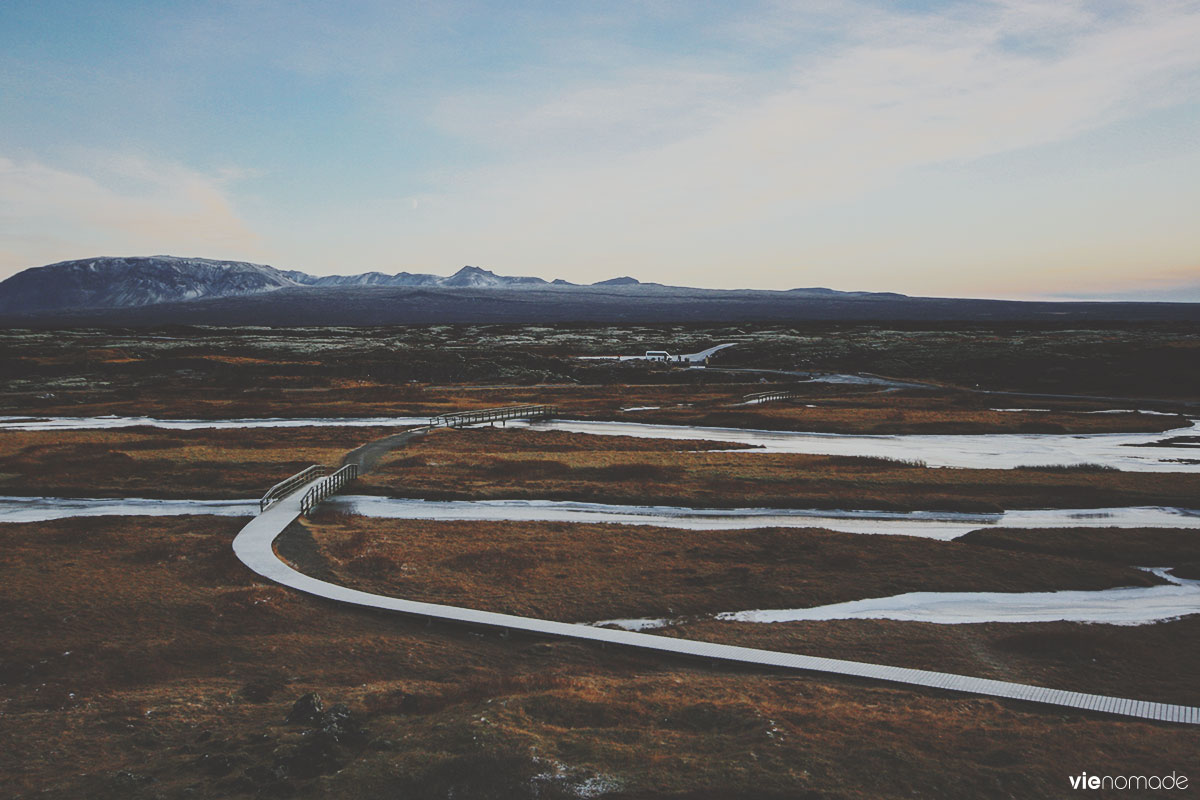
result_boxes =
[1,254,1189,326]
[0,257,568,313]
[286,264,554,289]
[0,256,298,313]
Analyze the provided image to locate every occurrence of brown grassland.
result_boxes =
[3,516,1198,800]
[292,516,1163,621]
[288,515,1198,709]
[0,427,406,498]
[357,427,1200,512]
[3,424,1194,511]
[3,324,1199,798]
[1,378,1189,435]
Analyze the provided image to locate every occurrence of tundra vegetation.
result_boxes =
[1,324,1198,799]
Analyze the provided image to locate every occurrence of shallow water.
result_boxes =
[329,497,1200,541]
[0,496,258,522]
[518,419,1200,472]
[6,413,1196,472]
[596,568,1200,629]
[9,494,1195,538]
[712,581,1200,626]
[0,415,429,431]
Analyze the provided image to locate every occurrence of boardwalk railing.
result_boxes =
[300,464,359,516]
[260,465,328,511]
[430,404,556,429]
[741,390,804,406]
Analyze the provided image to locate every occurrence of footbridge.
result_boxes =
[740,390,806,406]
[431,404,556,429]
[233,404,1200,725]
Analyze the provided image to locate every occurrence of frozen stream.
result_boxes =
[4,495,1198,538]
[594,570,1200,629]
[515,419,1200,472]
[3,414,1197,472]
[329,497,1200,541]
[712,568,1200,626]
[0,415,429,431]
[0,496,259,522]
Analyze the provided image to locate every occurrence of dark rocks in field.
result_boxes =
[318,703,357,743]
[274,695,369,779]
[285,692,323,724]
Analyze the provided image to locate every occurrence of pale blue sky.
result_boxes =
[2,0,1198,299]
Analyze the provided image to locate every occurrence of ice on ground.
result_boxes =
[331,497,1200,540]
[519,419,1200,473]
[0,415,428,431]
[0,496,258,522]
[715,584,1200,625]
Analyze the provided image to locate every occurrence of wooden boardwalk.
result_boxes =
[233,475,1200,726]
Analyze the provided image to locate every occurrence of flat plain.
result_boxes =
[1,323,1198,799]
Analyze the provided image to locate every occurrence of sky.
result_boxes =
[1,0,1198,300]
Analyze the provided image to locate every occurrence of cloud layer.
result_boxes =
[1,1,1198,298]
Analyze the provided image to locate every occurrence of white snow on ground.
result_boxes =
[517,419,1200,472]
[8,495,1196,537]
[0,415,428,430]
[0,496,258,522]
[6,413,1197,471]
[331,497,1200,540]
[988,408,1181,416]
[591,567,1200,630]
[590,617,676,631]
[714,583,1200,625]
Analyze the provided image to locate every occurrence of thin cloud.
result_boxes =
[413,0,1200,288]
[0,153,265,276]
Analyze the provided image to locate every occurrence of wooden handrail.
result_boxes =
[741,391,803,405]
[430,404,556,429]
[300,463,359,516]
[260,465,328,511]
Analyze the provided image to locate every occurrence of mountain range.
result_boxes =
[0,256,605,314]
[0,255,1195,325]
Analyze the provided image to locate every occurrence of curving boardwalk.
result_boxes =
[233,476,1200,725]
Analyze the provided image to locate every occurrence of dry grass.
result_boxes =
[669,615,1200,708]
[356,427,1200,512]
[293,516,1160,623]
[2,355,1189,434]
[0,426,406,497]
[3,515,1198,800]
[604,399,1189,435]
[959,527,1200,576]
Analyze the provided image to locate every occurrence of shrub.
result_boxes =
[484,459,573,478]
[581,463,684,482]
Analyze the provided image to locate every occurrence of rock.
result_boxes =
[315,702,366,745]
[285,692,323,725]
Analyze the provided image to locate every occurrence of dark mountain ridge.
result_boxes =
[0,256,580,313]
[0,255,1196,325]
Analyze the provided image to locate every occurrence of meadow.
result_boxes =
[1,324,1197,798]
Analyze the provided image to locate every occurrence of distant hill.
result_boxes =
[0,256,296,313]
[0,255,1196,325]
[0,256,571,314]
